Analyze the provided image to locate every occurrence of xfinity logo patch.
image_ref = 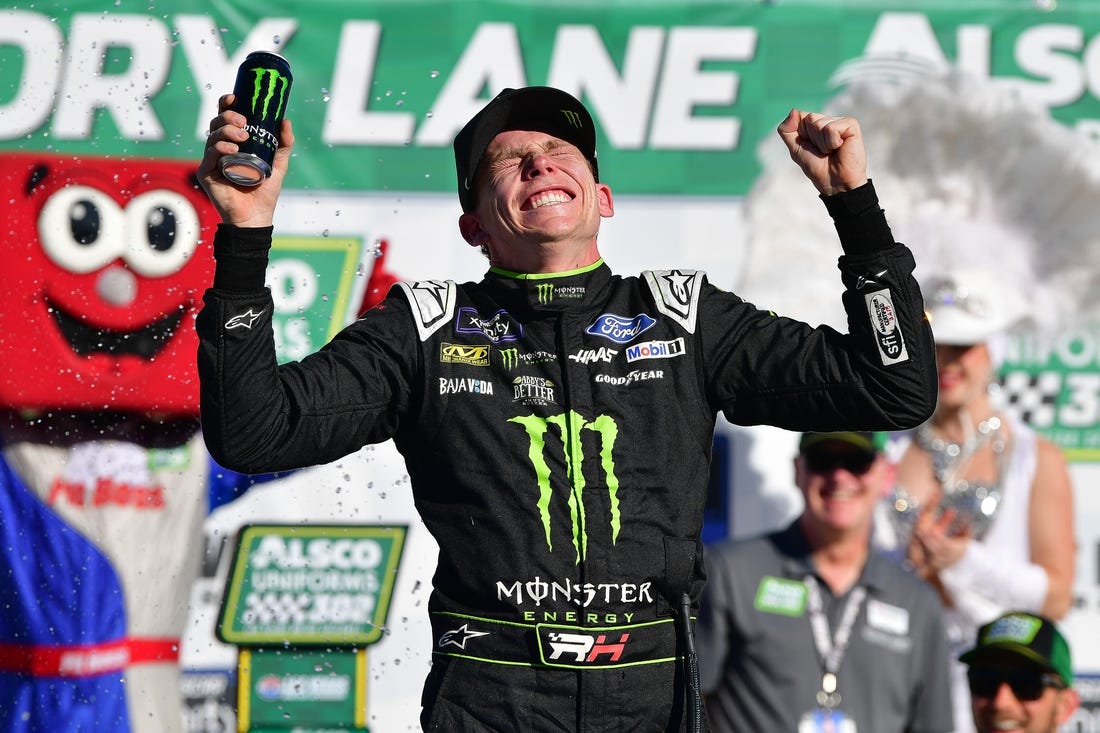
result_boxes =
[625,338,684,362]
[585,313,656,344]
[865,289,909,365]
[455,307,522,343]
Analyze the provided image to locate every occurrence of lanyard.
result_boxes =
[804,574,867,709]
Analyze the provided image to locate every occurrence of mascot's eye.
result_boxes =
[39,185,126,274]
[125,190,201,277]
[146,206,177,252]
[70,200,102,245]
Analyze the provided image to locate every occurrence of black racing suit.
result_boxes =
[195,181,937,732]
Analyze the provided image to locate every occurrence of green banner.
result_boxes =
[239,647,368,730]
[5,0,1100,196]
[268,235,368,363]
[218,524,407,646]
[1001,325,1100,460]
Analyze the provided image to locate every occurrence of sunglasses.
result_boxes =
[967,669,1067,701]
[802,450,876,476]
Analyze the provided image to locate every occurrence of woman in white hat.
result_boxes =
[879,262,1076,731]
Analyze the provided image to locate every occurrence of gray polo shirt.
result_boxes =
[697,523,955,733]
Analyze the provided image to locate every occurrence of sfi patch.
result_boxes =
[864,288,909,365]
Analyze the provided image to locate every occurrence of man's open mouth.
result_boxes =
[524,190,572,210]
[48,299,184,358]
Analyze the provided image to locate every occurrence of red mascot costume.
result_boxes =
[0,152,248,733]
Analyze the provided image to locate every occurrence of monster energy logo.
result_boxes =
[500,348,518,369]
[249,67,290,121]
[537,283,555,304]
[560,110,583,128]
[509,412,620,564]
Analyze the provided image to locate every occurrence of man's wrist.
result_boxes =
[820,180,895,255]
[211,224,272,292]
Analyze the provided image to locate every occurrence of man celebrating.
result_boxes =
[697,432,954,732]
[960,612,1080,733]
[197,86,936,730]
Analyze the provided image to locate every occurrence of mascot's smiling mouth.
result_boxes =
[48,300,184,358]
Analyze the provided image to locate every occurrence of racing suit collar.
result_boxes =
[485,260,611,312]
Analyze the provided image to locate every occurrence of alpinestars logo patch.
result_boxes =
[225,308,265,330]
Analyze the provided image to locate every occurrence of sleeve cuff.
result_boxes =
[212,224,272,292]
[820,179,896,256]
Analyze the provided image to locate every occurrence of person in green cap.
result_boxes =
[959,611,1080,733]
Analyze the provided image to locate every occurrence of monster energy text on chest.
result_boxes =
[536,283,586,305]
[498,575,655,624]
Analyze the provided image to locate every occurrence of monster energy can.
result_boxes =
[219,51,293,187]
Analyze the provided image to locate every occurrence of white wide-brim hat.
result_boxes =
[922,267,1026,346]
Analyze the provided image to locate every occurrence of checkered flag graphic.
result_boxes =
[995,370,1061,428]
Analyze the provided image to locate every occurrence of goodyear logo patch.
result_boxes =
[440,342,490,366]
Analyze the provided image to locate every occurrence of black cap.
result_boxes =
[453,86,598,212]
[798,431,887,457]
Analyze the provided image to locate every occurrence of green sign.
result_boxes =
[6,1,1100,196]
[268,235,368,363]
[218,524,406,646]
[1000,324,1100,461]
[238,647,368,730]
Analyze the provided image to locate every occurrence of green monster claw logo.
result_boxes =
[249,67,290,121]
[537,283,554,304]
[509,411,620,564]
[560,110,583,128]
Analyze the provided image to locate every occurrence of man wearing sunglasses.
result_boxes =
[959,612,1080,733]
[697,431,954,732]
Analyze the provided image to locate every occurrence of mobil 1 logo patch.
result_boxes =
[865,289,908,365]
[626,338,684,363]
